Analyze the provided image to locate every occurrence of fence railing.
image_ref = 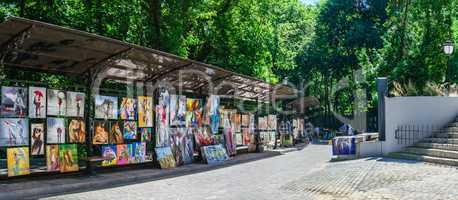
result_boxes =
[395,124,438,145]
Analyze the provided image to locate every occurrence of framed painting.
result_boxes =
[133,142,146,163]
[68,119,86,143]
[186,98,202,128]
[95,95,118,119]
[140,128,152,143]
[47,89,67,116]
[235,133,243,146]
[123,121,137,140]
[29,87,46,118]
[46,145,60,172]
[93,121,109,144]
[7,147,30,177]
[59,144,79,172]
[47,118,66,144]
[66,92,85,117]
[31,123,45,155]
[116,144,129,165]
[1,86,27,117]
[0,118,29,147]
[101,145,117,166]
[156,105,169,147]
[155,147,176,169]
[137,96,153,127]
[120,97,136,120]
[109,121,124,144]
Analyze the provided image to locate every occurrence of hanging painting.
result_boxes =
[235,133,243,146]
[232,113,241,133]
[7,147,30,177]
[0,118,29,147]
[224,116,236,156]
[140,128,152,143]
[242,128,251,146]
[109,121,124,144]
[101,145,117,166]
[1,86,27,117]
[169,95,178,126]
[46,145,60,171]
[116,144,129,165]
[68,119,86,143]
[155,146,176,169]
[95,95,118,119]
[59,144,79,172]
[156,105,169,147]
[123,121,137,140]
[47,118,66,144]
[66,92,85,117]
[170,128,185,166]
[268,115,277,130]
[176,95,187,126]
[205,95,220,134]
[47,89,66,116]
[138,96,153,127]
[29,87,46,118]
[120,97,136,120]
[241,114,250,127]
[31,123,45,155]
[194,127,213,150]
[132,142,146,163]
[127,143,136,164]
[93,121,109,144]
[201,144,229,165]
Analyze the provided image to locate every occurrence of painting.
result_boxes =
[156,105,169,147]
[169,95,178,126]
[235,133,243,146]
[176,95,187,126]
[101,145,117,166]
[242,128,251,146]
[170,128,185,166]
[332,136,356,156]
[241,114,250,127]
[46,145,60,171]
[68,119,86,143]
[1,86,27,117]
[95,95,118,119]
[267,115,277,130]
[138,96,153,127]
[31,123,45,155]
[47,118,66,144]
[123,121,137,140]
[140,128,152,143]
[205,95,220,134]
[47,89,66,116]
[29,87,46,118]
[59,144,79,172]
[0,118,29,147]
[132,142,146,163]
[7,147,30,177]
[201,144,229,165]
[258,116,268,130]
[66,92,85,117]
[232,113,241,133]
[120,97,136,120]
[223,116,236,156]
[194,127,213,150]
[109,121,124,144]
[127,143,136,163]
[155,147,176,169]
[93,121,109,144]
[116,144,129,165]
[182,133,194,165]
[186,98,202,128]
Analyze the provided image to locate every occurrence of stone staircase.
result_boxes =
[389,117,458,166]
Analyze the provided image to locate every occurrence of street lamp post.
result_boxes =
[443,40,454,95]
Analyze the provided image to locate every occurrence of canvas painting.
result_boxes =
[46,145,60,171]
[186,98,202,128]
[101,145,117,166]
[206,95,220,134]
[176,95,187,126]
[127,143,136,164]
[109,121,124,144]
[31,123,45,155]
[224,117,236,156]
[155,147,176,169]
[93,121,109,144]
[116,144,129,165]
[66,92,85,117]
[232,113,241,133]
[68,119,86,143]
[29,87,46,118]
[123,121,137,140]
[0,118,29,147]
[132,142,146,163]
[182,134,194,165]
[1,86,27,117]
[268,115,277,130]
[138,96,153,127]
[140,128,152,143]
[156,105,169,147]
[169,95,178,126]
[194,127,213,150]
[170,128,185,166]
[120,97,136,120]
[242,128,251,146]
[7,147,30,177]
[95,95,118,119]
[235,133,243,146]
[47,118,66,144]
[332,137,356,156]
[201,144,229,165]
[258,116,268,130]
[47,89,67,116]
[59,144,79,172]
[241,114,250,127]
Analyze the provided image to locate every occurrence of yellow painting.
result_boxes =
[7,147,30,177]
[138,96,153,127]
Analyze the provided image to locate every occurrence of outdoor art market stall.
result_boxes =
[0,17,294,179]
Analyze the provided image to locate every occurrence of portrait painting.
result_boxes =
[140,128,152,143]
[1,86,27,117]
[7,147,30,177]
[123,121,137,140]
[46,145,60,172]
[31,123,45,155]
[241,115,250,127]
[101,145,117,166]
[95,95,118,119]
[47,118,66,144]
[59,144,79,172]
[268,115,277,130]
[155,147,176,169]
[116,144,129,165]
[137,96,153,127]
[242,128,251,146]
[68,119,86,143]
[29,87,46,118]
[93,121,109,144]
[109,121,124,144]
[0,118,29,147]
[120,97,136,120]
[47,89,67,116]
[156,105,169,147]
[66,92,85,117]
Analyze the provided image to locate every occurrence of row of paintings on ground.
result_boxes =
[156,143,230,169]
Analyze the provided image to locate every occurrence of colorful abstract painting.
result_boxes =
[59,144,79,172]
[1,86,27,117]
[169,95,178,126]
[120,97,136,120]
[224,117,236,156]
[170,128,185,166]
[140,128,152,143]
[95,95,118,119]
[0,118,28,147]
[31,123,45,155]
[46,145,60,171]
[7,147,30,177]
[109,121,124,144]
[186,98,202,128]
[205,95,220,134]
[123,121,137,140]
[47,118,66,144]
[116,144,129,165]
[194,127,214,150]
[155,147,176,169]
[68,119,86,143]
[29,87,46,118]
[47,89,67,116]
[93,121,109,144]
[156,105,169,147]
[101,145,117,166]
[138,96,153,127]
[66,92,85,117]
[201,144,229,165]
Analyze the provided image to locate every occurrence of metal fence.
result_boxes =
[395,124,438,145]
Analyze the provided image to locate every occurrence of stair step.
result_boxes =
[422,137,458,144]
[402,147,458,159]
[432,133,458,138]
[389,152,458,166]
[415,143,458,151]
[433,127,458,134]
[448,122,458,127]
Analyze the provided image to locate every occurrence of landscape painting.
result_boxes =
[120,97,136,120]
[31,123,45,155]
[29,87,46,118]
[7,147,30,177]
[47,89,67,116]
[0,118,29,147]
[123,121,137,140]
[66,92,85,117]
[68,119,86,143]
[93,121,109,144]
[155,147,176,169]
[138,96,153,127]
[46,145,60,171]
[59,144,79,172]
[101,145,117,166]
[109,121,124,144]
[47,118,66,144]
[95,95,118,119]
[1,86,27,117]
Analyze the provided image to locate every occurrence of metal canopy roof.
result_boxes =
[0,17,295,101]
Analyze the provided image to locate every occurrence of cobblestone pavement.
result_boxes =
[42,145,458,200]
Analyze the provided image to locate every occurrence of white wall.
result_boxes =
[382,96,458,154]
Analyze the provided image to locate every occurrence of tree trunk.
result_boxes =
[150,0,161,49]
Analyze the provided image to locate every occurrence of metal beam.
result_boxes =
[84,47,133,75]
[145,62,192,82]
[0,25,33,65]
